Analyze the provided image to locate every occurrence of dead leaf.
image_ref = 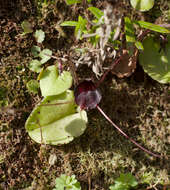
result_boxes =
[111,49,137,78]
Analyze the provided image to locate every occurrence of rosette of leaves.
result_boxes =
[139,35,170,83]
[109,173,138,190]
[53,174,81,190]
[25,65,88,145]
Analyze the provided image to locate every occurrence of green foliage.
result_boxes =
[109,173,138,190]
[29,59,42,73]
[88,7,104,20]
[124,17,144,52]
[61,4,169,45]
[39,49,52,64]
[31,45,41,57]
[26,28,88,145]
[65,0,82,5]
[28,31,52,73]
[25,90,87,145]
[53,174,81,190]
[76,16,87,40]
[139,35,170,83]
[124,16,170,84]
[21,20,33,35]
[25,64,87,145]
[39,65,72,97]
[26,80,39,94]
[124,16,136,53]
[134,20,170,33]
[135,41,144,50]
[124,16,170,53]
[61,6,104,41]
[34,29,45,43]
[130,0,155,12]
[65,0,92,5]
[141,172,154,184]
[61,16,87,40]
[26,4,169,148]
[124,17,136,43]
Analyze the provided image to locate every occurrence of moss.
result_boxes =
[0,0,169,189]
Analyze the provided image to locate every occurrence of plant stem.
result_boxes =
[96,105,162,158]
[96,57,121,88]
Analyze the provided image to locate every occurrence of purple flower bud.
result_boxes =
[74,80,102,110]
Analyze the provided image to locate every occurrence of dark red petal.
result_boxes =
[74,80,102,110]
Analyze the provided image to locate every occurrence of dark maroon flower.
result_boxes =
[74,80,102,110]
[74,80,161,158]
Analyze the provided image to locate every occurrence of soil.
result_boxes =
[0,0,170,190]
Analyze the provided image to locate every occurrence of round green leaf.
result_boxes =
[21,20,33,34]
[40,65,73,96]
[26,90,75,131]
[54,174,81,190]
[31,45,41,57]
[25,90,87,145]
[39,49,52,64]
[29,59,42,73]
[28,111,87,145]
[34,29,45,43]
[130,0,154,12]
[26,80,39,94]
[139,36,170,83]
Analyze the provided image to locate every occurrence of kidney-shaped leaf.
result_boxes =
[130,0,154,12]
[21,20,33,34]
[39,49,52,64]
[28,112,87,145]
[25,90,88,145]
[34,29,45,43]
[139,35,170,83]
[26,80,39,94]
[31,46,41,57]
[40,65,73,96]
[29,59,42,73]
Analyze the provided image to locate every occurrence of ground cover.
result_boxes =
[0,0,169,189]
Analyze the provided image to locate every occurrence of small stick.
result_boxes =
[96,57,121,88]
[44,53,59,60]
[159,24,170,28]
[96,105,162,158]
